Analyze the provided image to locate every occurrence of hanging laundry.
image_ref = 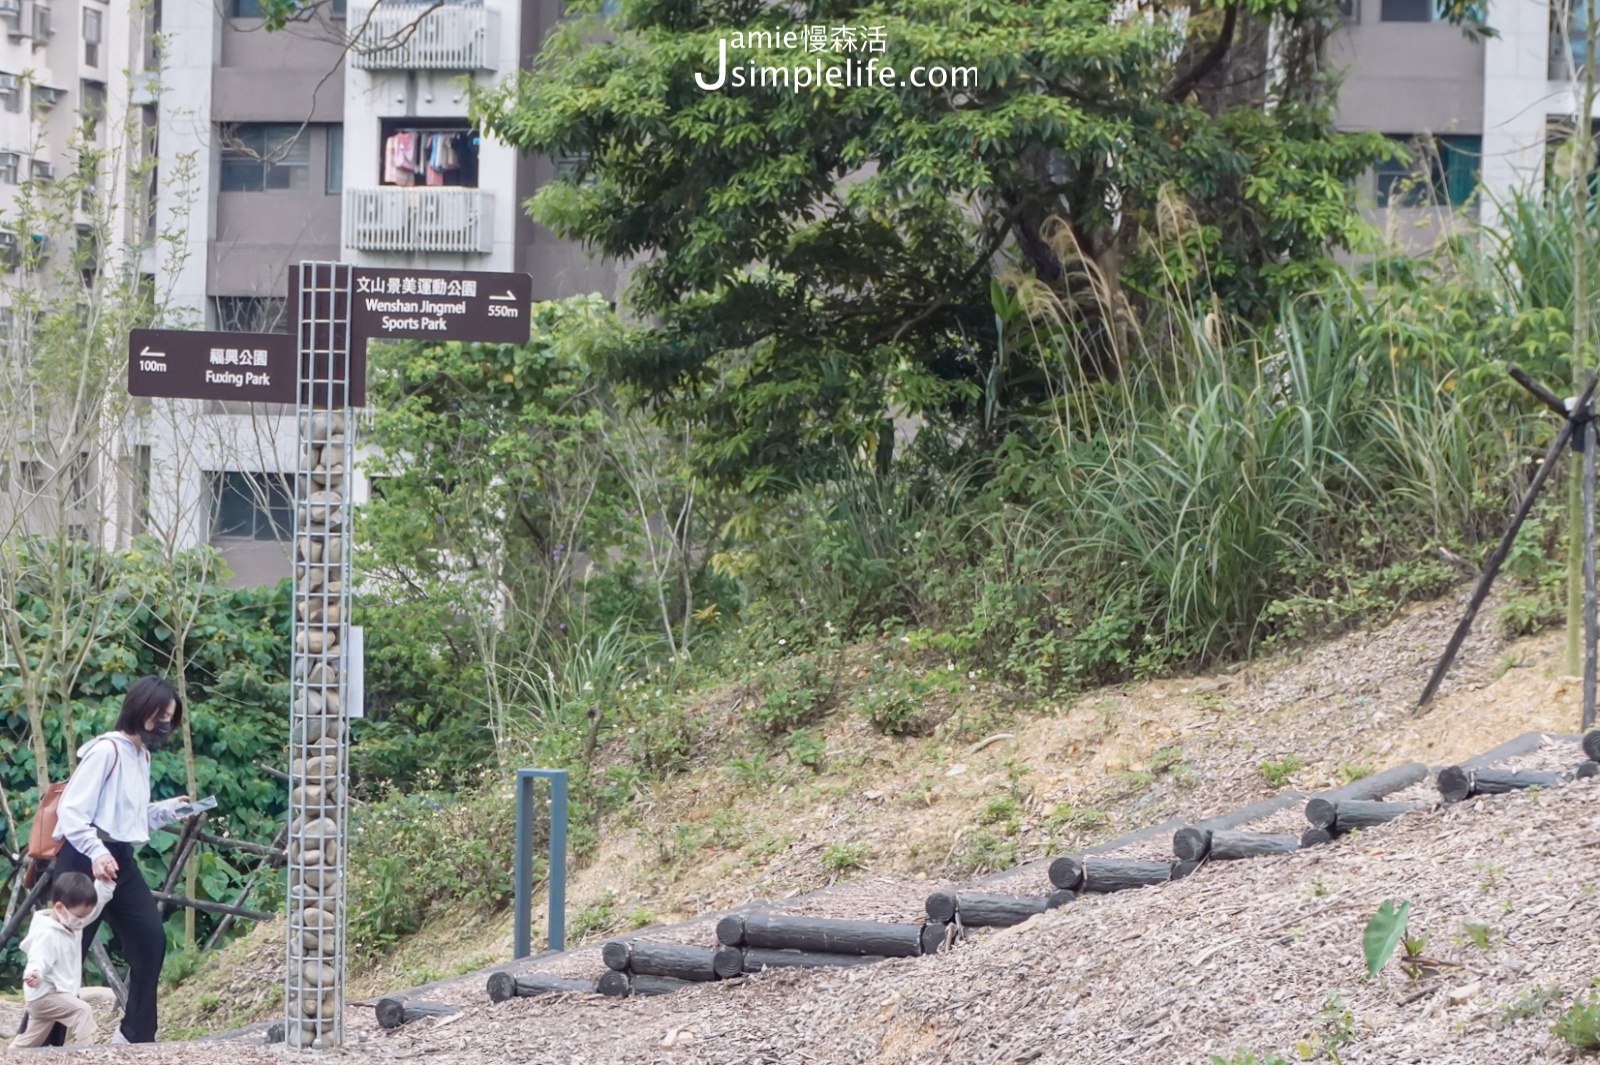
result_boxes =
[382,127,479,188]
[384,131,417,187]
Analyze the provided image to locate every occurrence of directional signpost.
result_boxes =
[125,261,532,1053]
[278,262,531,1051]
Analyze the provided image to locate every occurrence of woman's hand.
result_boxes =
[92,853,119,881]
[23,972,39,987]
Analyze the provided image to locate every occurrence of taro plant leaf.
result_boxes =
[1363,899,1411,977]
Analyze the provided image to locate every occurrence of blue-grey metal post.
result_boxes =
[514,768,568,959]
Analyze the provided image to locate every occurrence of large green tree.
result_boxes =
[466,0,1399,490]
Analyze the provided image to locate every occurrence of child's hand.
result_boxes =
[23,972,39,987]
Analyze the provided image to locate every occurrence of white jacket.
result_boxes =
[53,732,184,864]
[20,879,116,1001]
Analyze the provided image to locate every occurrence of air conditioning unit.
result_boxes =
[0,0,18,23]
[0,75,18,96]
[31,84,63,109]
[0,231,19,272]
[0,150,20,185]
[30,159,54,183]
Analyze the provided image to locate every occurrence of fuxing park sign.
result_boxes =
[128,265,534,403]
[126,328,297,404]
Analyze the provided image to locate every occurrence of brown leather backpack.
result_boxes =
[24,738,118,887]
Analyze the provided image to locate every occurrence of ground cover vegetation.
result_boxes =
[5,0,1597,1003]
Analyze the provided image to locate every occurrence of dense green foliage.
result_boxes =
[0,538,290,977]
[470,0,1424,491]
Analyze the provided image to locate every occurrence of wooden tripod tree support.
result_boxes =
[1418,366,1600,731]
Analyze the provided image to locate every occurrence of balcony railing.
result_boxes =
[349,3,497,72]
[344,186,493,254]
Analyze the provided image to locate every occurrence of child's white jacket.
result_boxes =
[19,879,115,1001]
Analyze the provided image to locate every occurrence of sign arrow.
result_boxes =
[140,345,165,358]
[489,291,517,301]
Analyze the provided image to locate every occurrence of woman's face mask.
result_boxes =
[141,717,174,750]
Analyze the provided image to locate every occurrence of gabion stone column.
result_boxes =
[286,262,353,1050]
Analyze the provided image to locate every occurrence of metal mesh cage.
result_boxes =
[285,261,353,1050]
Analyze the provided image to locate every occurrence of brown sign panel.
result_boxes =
[127,329,297,404]
[348,267,534,345]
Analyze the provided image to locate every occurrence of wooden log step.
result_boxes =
[1437,766,1565,803]
[1578,760,1600,780]
[1304,798,1424,832]
[920,922,952,955]
[1584,730,1600,763]
[375,998,458,1030]
[922,892,1067,928]
[596,971,692,998]
[1301,827,1336,848]
[715,914,747,947]
[1208,832,1300,861]
[713,945,745,979]
[1048,856,1174,893]
[1172,827,1211,862]
[609,941,721,982]
[740,913,922,958]
[486,971,596,1003]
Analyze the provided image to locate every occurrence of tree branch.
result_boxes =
[1164,3,1240,103]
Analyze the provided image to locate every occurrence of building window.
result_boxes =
[0,73,19,114]
[0,151,19,184]
[83,7,101,67]
[218,123,311,192]
[1380,0,1442,19]
[80,79,106,138]
[212,295,287,333]
[17,459,45,493]
[1375,134,1481,207]
[68,451,92,507]
[326,125,343,195]
[227,0,265,16]
[210,471,293,541]
[1338,0,1358,19]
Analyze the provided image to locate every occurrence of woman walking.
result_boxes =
[48,675,191,1044]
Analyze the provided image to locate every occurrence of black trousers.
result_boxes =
[37,838,167,1044]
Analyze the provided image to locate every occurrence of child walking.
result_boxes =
[9,872,115,1048]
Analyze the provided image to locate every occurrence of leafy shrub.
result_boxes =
[346,777,516,964]
[1259,755,1305,787]
[1555,992,1600,1049]
[822,841,869,872]
[746,658,836,736]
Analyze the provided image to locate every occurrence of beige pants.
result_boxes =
[9,991,97,1047]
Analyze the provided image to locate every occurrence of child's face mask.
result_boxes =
[55,906,89,931]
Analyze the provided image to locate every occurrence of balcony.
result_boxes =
[349,3,497,72]
[344,186,493,254]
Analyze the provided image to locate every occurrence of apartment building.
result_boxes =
[0,0,145,545]
[1331,0,1594,241]
[126,0,619,585]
